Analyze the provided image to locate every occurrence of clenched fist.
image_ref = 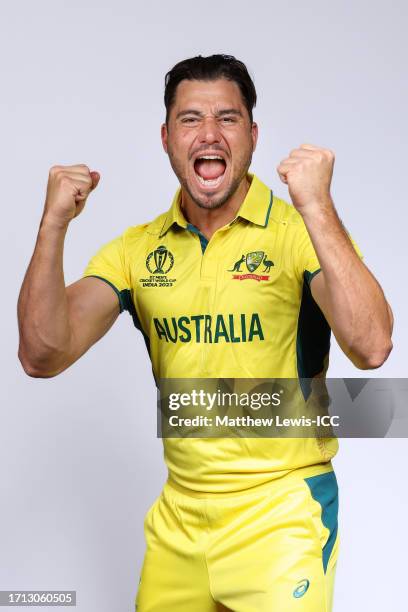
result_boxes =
[42,164,100,229]
[276,144,334,216]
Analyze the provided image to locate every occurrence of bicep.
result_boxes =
[65,276,121,364]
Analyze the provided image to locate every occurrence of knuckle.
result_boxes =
[81,174,92,187]
[59,175,71,187]
[49,165,62,175]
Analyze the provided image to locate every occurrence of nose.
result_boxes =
[197,116,222,145]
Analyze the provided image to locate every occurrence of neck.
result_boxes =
[180,175,251,240]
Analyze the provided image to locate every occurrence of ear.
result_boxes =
[161,123,168,153]
[251,122,259,151]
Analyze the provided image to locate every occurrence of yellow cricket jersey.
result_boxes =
[82,172,363,493]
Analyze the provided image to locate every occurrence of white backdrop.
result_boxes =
[1,1,407,610]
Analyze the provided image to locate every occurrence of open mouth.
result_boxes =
[193,154,227,188]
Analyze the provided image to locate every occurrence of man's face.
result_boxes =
[161,78,258,210]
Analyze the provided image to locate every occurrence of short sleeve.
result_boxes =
[295,221,364,286]
[82,233,130,313]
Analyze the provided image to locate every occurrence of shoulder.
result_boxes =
[121,211,169,243]
[270,193,306,231]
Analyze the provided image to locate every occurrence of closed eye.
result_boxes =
[179,115,239,125]
[181,117,199,124]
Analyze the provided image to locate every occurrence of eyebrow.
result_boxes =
[176,108,243,119]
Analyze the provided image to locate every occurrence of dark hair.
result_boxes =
[164,54,257,124]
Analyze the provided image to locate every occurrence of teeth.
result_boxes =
[197,155,224,161]
[195,173,224,186]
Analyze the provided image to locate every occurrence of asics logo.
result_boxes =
[293,579,310,598]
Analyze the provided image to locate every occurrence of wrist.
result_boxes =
[40,213,70,234]
[298,195,336,223]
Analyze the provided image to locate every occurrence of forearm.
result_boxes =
[303,200,393,369]
[17,216,73,375]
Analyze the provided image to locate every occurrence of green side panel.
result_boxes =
[296,271,331,400]
[122,288,157,387]
[304,268,322,285]
[304,471,339,573]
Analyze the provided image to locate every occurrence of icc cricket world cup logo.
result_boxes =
[146,245,174,275]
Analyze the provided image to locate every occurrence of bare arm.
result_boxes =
[277,143,393,370]
[307,207,393,369]
[17,164,120,377]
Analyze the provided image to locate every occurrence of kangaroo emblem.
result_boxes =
[228,254,245,272]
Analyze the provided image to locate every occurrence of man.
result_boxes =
[18,54,393,611]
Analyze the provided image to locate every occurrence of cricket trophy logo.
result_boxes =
[146,245,174,275]
[140,245,176,288]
